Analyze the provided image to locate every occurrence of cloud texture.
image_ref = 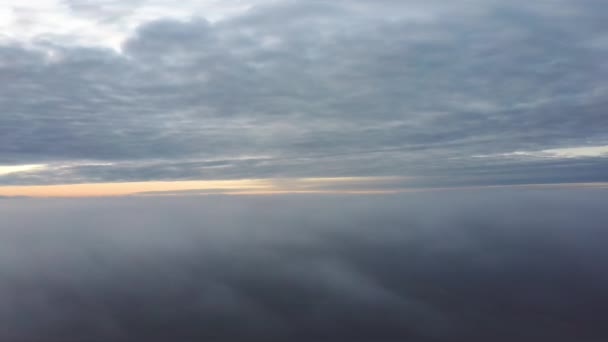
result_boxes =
[0,0,607,187]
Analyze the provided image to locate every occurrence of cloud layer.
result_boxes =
[0,0,607,187]
[1,190,608,341]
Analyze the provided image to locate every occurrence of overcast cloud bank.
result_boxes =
[0,0,607,187]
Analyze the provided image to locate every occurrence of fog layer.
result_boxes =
[1,190,607,341]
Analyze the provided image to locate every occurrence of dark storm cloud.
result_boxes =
[0,0,607,185]
[1,190,608,341]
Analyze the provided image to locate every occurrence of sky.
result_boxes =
[0,0,607,196]
[2,2,608,340]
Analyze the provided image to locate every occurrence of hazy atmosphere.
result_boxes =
[2,191,608,341]
[1,0,607,341]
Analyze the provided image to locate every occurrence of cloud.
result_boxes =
[478,145,608,159]
[0,164,47,176]
[0,0,607,187]
[1,190,608,341]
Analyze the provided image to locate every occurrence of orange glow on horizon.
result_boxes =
[2,178,606,198]
[0,179,274,198]
[0,177,405,198]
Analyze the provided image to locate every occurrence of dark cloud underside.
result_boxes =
[0,0,607,186]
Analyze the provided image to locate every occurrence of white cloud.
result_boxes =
[476,146,608,159]
[0,164,47,176]
[540,146,608,158]
[0,0,265,50]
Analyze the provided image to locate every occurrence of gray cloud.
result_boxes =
[1,190,608,341]
[0,0,607,186]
